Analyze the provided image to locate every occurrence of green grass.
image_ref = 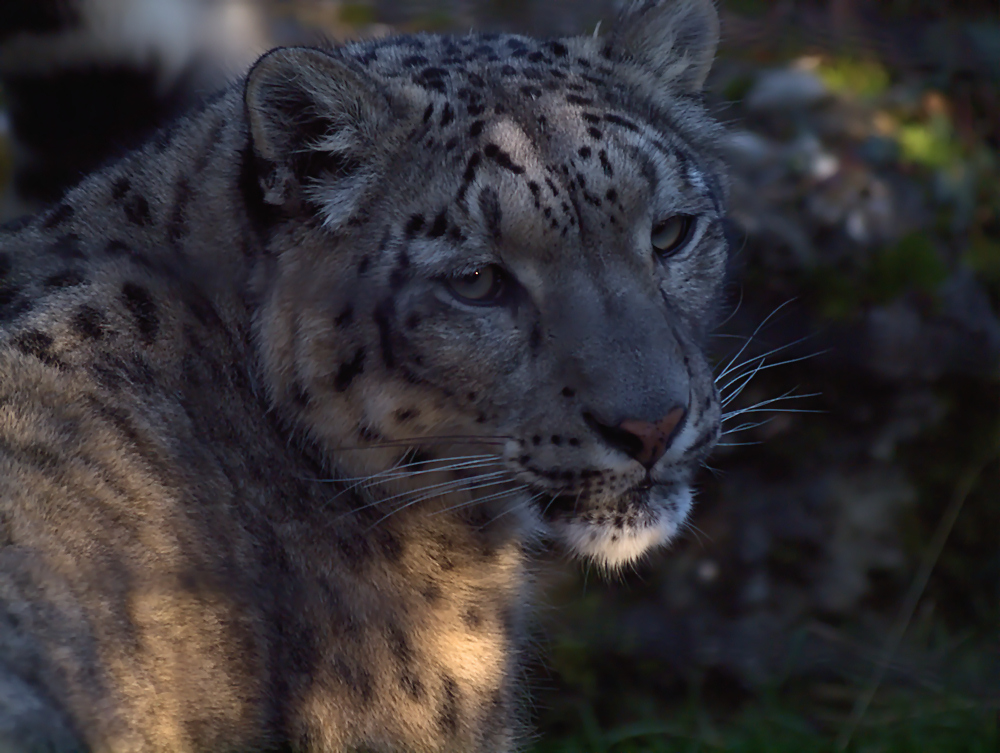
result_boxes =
[530,697,997,753]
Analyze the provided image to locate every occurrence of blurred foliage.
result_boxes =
[897,116,962,170]
[338,2,377,25]
[816,58,890,100]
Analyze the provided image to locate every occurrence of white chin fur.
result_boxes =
[554,486,693,570]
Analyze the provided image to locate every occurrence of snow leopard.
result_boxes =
[0,0,727,750]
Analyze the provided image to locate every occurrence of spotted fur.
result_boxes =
[0,1,727,750]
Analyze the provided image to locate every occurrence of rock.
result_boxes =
[815,468,916,614]
[746,68,829,111]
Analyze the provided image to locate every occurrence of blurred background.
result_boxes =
[1,1,997,750]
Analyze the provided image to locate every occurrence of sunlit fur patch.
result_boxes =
[546,486,693,571]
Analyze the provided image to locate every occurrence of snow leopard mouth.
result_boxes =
[535,482,693,570]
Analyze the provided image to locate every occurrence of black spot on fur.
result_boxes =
[395,408,418,422]
[291,381,310,407]
[577,146,591,159]
[548,41,568,57]
[440,102,454,126]
[167,178,192,247]
[483,144,525,174]
[13,330,65,369]
[428,211,448,238]
[70,305,104,340]
[50,233,85,260]
[0,284,30,321]
[373,298,396,368]
[104,239,131,257]
[463,607,484,630]
[0,253,10,279]
[438,675,460,735]
[401,672,425,701]
[529,323,542,351]
[358,425,383,444]
[123,194,152,226]
[376,529,403,562]
[604,114,639,132]
[332,655,375,704]
[41,202,73,229]
[405,214,425,238]
[588,127,603,140]
[334,305,353,327]
[415,66,448,93]
[566,94,594,106]
[44,269,85,288]
[422,102,434,122]
[422,582,443,604]
[463,152,481,183]
[121,282,159,345]
[598,150,614,177]
[468,120,485,138]
[111,176,131,201]
[388,623,413,665]
[478,188,502,241]
[333,347,365,392]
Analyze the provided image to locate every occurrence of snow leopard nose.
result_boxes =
[618,408,688,468]
[585,407,688,469]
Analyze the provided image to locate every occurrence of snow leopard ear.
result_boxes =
[244,47,392,211]
[611,0,720,93]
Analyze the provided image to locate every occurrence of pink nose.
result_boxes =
[618,408,687,468]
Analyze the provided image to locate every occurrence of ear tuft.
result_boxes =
[612,0,720,94]
[244,47,392,210]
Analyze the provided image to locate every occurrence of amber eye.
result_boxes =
[447,265,506,304]
[651,215,693,257]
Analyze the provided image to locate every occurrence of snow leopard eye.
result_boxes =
[651,215,694,257]
[447,265,506,304]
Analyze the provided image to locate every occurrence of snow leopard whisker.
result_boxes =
[541,494,559,519]
[721,419,774,435]
[363,470,516,515]
[722,390,823,421]
[713,286,744,331]
[717,346,826,400]
[345,470,512,517]
[715,333,820,387]
[329,469,510,520]
[368,475,522,529]
[725,407,824,417]
[713,298,798,381]
[479,491,546,529]
[428,484,532,517]
[316,454,501,484]
[319,458,502,507]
